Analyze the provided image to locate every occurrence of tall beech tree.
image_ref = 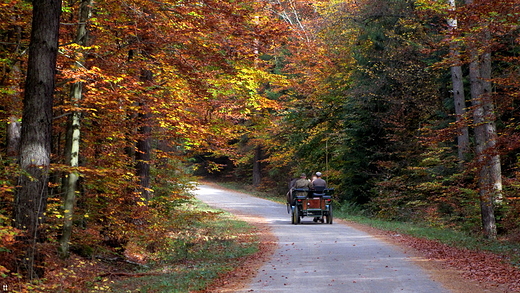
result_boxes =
[0,3,29,160]
[136,69,153,201]
[447,0,469,163]
[59,0,93,258]
[14,0,61,279]
[464,0,502,239]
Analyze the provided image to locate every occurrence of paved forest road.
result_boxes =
[194,184,452,293]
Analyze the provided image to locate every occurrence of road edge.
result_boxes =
[340,218,510,293]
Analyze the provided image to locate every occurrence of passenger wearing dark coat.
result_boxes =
[312,172,326,191]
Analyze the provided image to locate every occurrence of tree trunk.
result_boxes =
[252,145,262,187]
[473,45,502,240]
[465,0,502,239]
[7,116,21,158]
[452,63,469,161]
[136,69,153,201]
[59,0,92,259]
[14,0,61,279]
[447,0,469,162]
[6,25,23,159]
[136,119,152,200]
[59,65,81,256]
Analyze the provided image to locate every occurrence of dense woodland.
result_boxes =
[1,0,519,288]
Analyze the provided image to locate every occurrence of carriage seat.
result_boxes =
[310,185,326,197]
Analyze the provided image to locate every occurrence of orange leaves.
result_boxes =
[61,0,286,156]
[391,232,520,292]
[0,0,293,288]
[49,0,291,227]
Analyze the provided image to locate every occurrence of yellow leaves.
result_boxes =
[66,43,101,51]
[205,66,285,121]
[187,11,203,18]
[415,0,449,14]
[313,0,358,17]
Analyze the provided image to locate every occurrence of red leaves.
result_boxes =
[391,233,520,292]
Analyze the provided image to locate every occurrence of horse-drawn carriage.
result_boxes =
[288,187,333,224]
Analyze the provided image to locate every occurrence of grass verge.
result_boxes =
[107,200,259,292]
[335,203,520,268]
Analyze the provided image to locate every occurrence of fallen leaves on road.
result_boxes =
[346,220,520,293]
[393,234,520,292]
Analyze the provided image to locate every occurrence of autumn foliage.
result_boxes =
[1,0,520,290]
[259,0,520,236]
[0,0,288,288]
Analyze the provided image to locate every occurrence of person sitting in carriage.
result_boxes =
[312,172,327,193]
[286,173,312,205]
[312,172,327,222]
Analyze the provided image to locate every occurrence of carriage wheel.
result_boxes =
[326,205,333,224]
[292,207,300,224]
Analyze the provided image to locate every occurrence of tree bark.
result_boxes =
[252,145,262,187]
[473,44,502,240]
[465,0,502,239]
[14,0,61,279]
[7,116,21,158]
[59,0,93,259]
[136,69,153,201]
[447,0,469,162]
[59,76,82,259]
[6,25,23,159]
[136,119,152,200]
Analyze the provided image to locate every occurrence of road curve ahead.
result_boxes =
[194,184,452,293]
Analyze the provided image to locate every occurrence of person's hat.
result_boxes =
[315,172,322,177]
[300,173,306,177]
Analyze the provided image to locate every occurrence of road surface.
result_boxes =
[194,184,453,293]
